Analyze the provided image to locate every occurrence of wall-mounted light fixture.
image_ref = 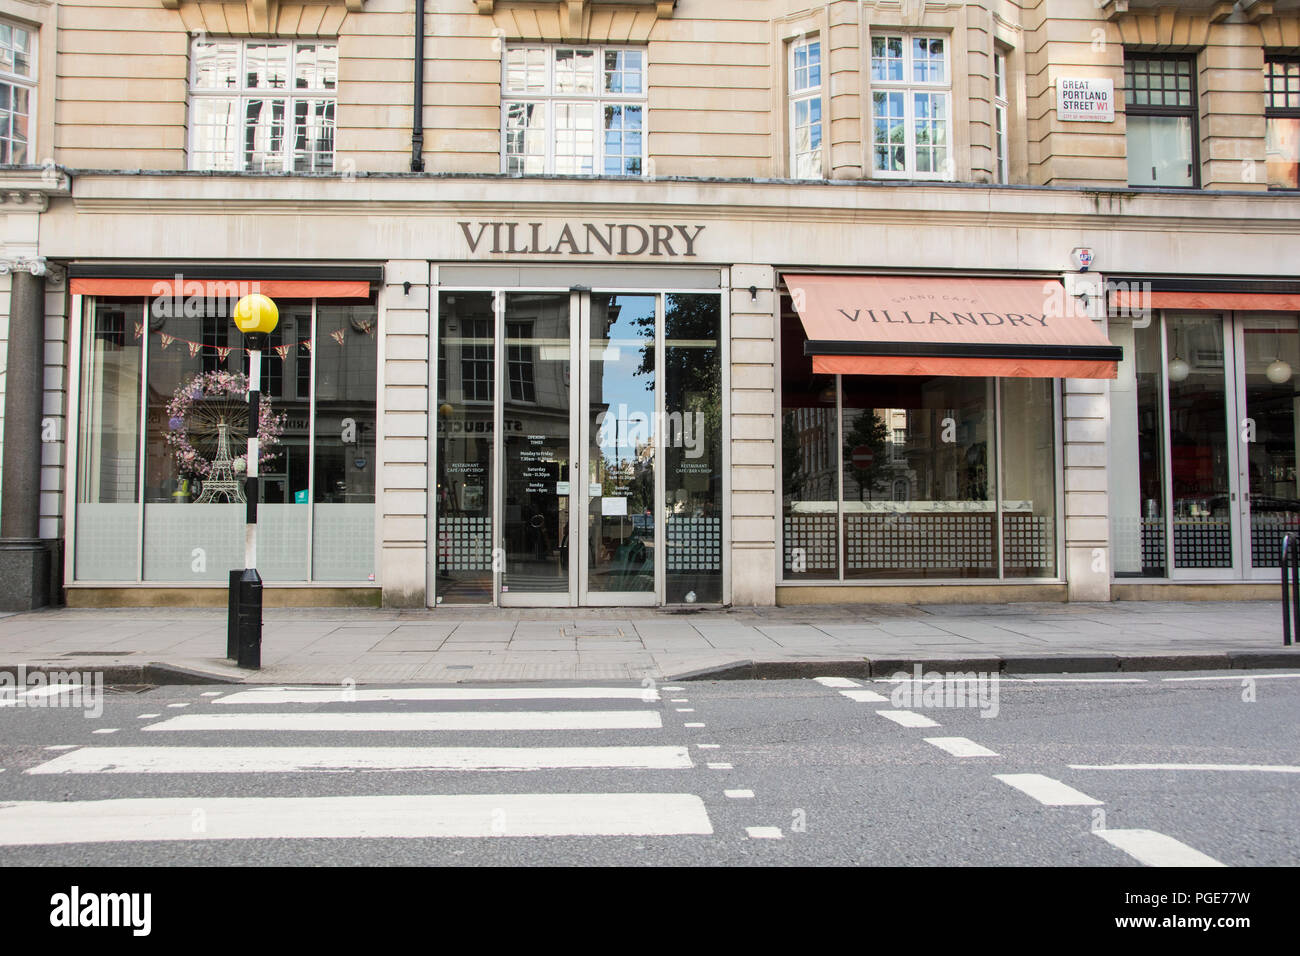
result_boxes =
[748,285,758,301]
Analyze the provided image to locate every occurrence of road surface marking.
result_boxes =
[43,745,77,751]
[200,692,224,697]
[143,711,663,732]
[0,684,83,706]
[875,710,940,728]
[725,790,754,799]
[746,827,782,840]
[137,714,160,719]
[1163,673,1300,682]
[166,703,190,709]
[90,729,119,736]
[684,722,705,728]
[840,689,889,703]
[661,686,684,691]
[216,686,662,705]
[706,762,733,770]
[994,773,1103,806]
[676,708,695,712]
[1094,829,1226,867]
[1071,763,1300,774]
[923,737,999,758]
[28,746,694,774]
[0,794,714,844]
[696,743,720,749]
[670,698,689,703]
[814,677,860,688]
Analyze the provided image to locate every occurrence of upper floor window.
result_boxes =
[870,35,950,179]
[0,20,35,164]
[788,37,823,178]
[1124,54,1196,188]
[188,39,337,173]
[503,45,645,176]
[994,51,1009,184]
[1265,56,1300,190]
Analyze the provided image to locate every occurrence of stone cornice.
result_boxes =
[52,173,1300,238]
[0,166,72,209]
[158,0,363,35]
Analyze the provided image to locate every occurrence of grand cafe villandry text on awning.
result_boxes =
[785,274,1122,379]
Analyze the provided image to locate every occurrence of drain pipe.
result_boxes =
[411,0,425,171]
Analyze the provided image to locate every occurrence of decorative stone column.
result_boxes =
[0,267,50,609]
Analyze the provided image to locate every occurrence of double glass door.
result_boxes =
[1113,311,1300,580]
[435,288,723,606]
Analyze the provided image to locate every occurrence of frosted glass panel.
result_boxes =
[143,503,242,581]
[75,503,140,581]
[258,503,309,580]
[312,503,375,580]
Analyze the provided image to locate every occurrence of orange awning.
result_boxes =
[785,274,1121,379]
[1112,289,1300,312]
[69,278,371,299]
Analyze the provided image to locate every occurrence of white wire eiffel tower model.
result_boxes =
[195,421,246,503]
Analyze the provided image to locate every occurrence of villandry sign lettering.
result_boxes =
[459,221,706,258]
[837,309,1051,327]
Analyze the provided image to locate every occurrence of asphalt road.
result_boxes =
[0,671,1297,867]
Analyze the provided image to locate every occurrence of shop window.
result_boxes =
[788,36,823,178]
[870,34,951,179]
[779,299,1058,581]
[0,19,34,164]
[1124,54,1196,188]
[1265,56,1300,190]
[502,44,646,175]
[188,38,336,172]
[74,292,377,583]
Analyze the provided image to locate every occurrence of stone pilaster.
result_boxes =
[728,264,777,606]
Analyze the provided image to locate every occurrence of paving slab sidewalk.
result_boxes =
[0,600,1294,684]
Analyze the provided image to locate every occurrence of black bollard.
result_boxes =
[227,568,242,660]
[236,568,263,669]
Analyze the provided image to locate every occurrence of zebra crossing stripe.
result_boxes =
[0,793,714,844]
[215,687,662,705]
[28,746,694,774]
[143,711,663,732]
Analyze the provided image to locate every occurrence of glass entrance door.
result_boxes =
[437,287,723,607]
[581,294,658,605]
[499,292,576,606]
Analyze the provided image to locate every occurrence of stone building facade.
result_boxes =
[0,0,1297,609]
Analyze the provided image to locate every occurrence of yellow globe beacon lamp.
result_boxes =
[228,293,279,669]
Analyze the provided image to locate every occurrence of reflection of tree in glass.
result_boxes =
[843,410,889,501]
[633,295,722,470]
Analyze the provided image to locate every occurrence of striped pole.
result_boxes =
[235,345,264,670]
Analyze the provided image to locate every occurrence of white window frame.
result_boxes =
[501,43,648,176]
[869,33,952,180]
[787,35,824,179]
[0,18,36,164]
[994,50,1009,184]
[187,38,337,173]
